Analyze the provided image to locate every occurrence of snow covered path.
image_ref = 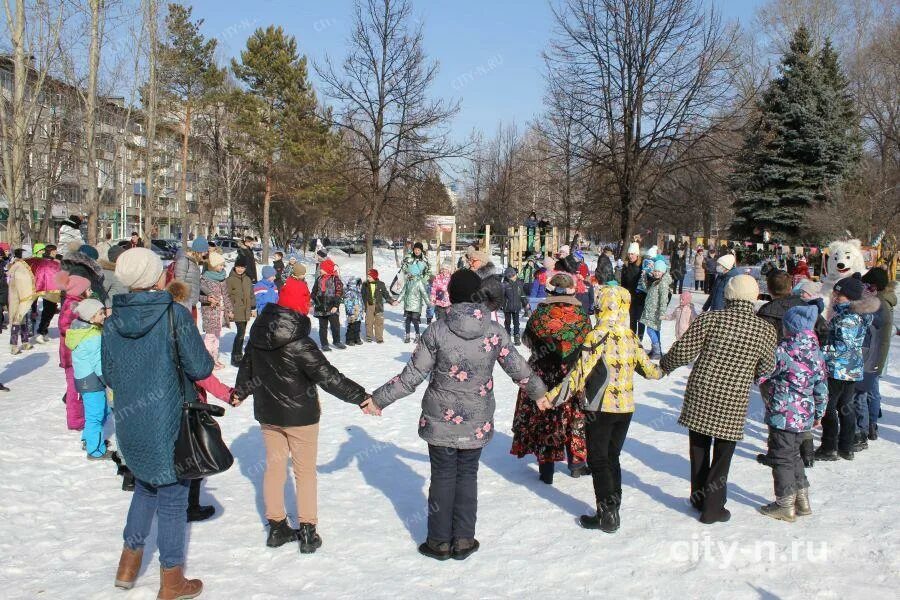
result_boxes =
[0,252,897,599]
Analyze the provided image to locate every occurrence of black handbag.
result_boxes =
[169,308,234,479]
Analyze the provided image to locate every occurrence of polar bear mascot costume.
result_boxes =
[821,238,868,314]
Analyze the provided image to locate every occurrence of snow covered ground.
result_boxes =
[0,250,897,599]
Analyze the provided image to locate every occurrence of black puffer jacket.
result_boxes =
[621,262,642,295]
[757,296,828,344]
[235,303,366,427]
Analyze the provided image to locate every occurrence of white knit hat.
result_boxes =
[717,253,736,270]
[627,242,640,255]
[207,251,225,269]
[73,298,105,322]
[645,245,658,258]
[115,247,163,290]
[724,274,759,302]
[558,244,571,258]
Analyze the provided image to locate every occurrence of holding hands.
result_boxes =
[360,395,382,416]
[535,396,553,412]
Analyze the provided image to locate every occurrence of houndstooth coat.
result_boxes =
[660,300,777,441]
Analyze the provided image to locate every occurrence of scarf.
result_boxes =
[203,269,227,282]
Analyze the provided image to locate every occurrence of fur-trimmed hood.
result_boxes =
[166,280,190,304]
[849,295,881,315]
[880,281,897,309]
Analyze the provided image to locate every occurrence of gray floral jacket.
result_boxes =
[373,302,547,449]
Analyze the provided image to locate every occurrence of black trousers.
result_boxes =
[503,311,520,336]
[689,430,736,518]
[629,291,646,338]
[318,314,341,347]
[694,277,704,292]
[768,427,809,498]
[672,276,684,295]
[38,300,57,336]
[705,273,717,294]
[822,378,857,453]
[345,320,362,344]
[427,444,482,543]
[585,411,632,506]
[232,321,247,359]
[404,311,421,336]
[188,478,204,508]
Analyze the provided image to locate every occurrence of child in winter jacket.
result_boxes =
[664,291,698,340]
[273,251,286,290]
[200,251,234,369]
[400,275,431,344]
[254,265,280,314]
[545,285,660,532]
[312,259,344,350]
[501,266,528,345]
[7,250,37,354]
[226,257,255,366]
[756,305,828,522]
[816,276,879,461]
[343,277,364,346]
[371,269,546,560]
[363,269,396,343]
[67,298,111,459]
[57,272,93,431]
[430,263,452,321]
[639,258,673,359]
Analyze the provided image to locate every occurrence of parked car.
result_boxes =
[211,237,240,261]
[117,240,175,261]
[328,238,365,254]
[152,239,181,256]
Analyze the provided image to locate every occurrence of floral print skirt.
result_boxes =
[510,389,587,465]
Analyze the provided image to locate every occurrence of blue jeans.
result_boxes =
[123,479,190,568]
[647,327,661,349]
[82,390,109,457]
[855,372,881,433]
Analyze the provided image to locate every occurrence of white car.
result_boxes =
[212,238,240,262]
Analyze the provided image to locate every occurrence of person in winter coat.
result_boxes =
[620,243,645,339]
[199,251,234,369]
[8,250,38,354]
[756,305,828,523]
[237,236,258,283]
[664,291,699,341]
[854,268,895,444]
[815,277,879,461]
[792,257,811,286]
[501,266,528,345]
[529,255,556,301]
[103,248,213,598]
[226,256,255,366]
[57,214,85,253]
[511,273,592,483]
[234,279,368,553]
[272,251,286,290]
[543,285,660,532]
[173,236,209,315]
[343,276,364,346]
[312,259,344,350]
[693,248,706,292]
[400,274,431,344]
[660,275,777,524]
[703,253,741,312]
[67,298,111,459]
[703,250,718,295]
[639,258,673,359]
[27,251,60,343]
[0,251,8,333]
[57,272,93,431]
[100,245,129,309]
[669,247,687,295]
[430,262,452,320]
[61,246,107,305]
[371,269,548,561]
[363,269,396,343]
[254,265,280,315]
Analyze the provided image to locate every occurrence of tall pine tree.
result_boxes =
[731,27,859,241]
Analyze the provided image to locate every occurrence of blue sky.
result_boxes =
[192,0,764,143]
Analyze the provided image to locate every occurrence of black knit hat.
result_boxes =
[448,269,482,304]
[833,276,864,301]
[108,244,125,263]
[861,267,888,291]
[234,255,249,268]
[413,241,424,252]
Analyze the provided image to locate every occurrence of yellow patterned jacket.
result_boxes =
[548,286,660,413]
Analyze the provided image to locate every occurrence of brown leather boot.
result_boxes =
[157,566,202,600]
[114,546,143,589]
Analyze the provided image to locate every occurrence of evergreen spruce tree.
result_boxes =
[730,27,859,241]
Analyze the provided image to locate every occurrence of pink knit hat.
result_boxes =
[680,291,692,305]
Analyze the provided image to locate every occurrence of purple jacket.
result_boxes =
[758,330,828,432]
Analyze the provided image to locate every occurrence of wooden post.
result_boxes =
[434,225,441,272]
[484,224,491,257]
[450,219,457,272]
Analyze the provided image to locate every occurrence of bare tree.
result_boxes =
[141,0,159,244]
[546,0,742,255]
[317,0,465,269]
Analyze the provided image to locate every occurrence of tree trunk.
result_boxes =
[262,159,272,263]
[1,0,27,247]
[179,103,191,245]
[83,0,103,245]
[142,0,159,247]
[619,194,635,259]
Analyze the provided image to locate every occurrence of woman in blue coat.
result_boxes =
[101,248,214,598]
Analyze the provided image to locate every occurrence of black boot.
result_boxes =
[814,446,839,461]
[513,335,521,346]
[538,462,554,485]
[868,423,878,441]
[266,519,298,548]
[451,538,480,560]
[121,468,135,492]
[298,523,322,554]
[755,453,776,467]
[580,500,618,533]
[569,463,591,478]
[418,538,451,561]
[187,479,215,522]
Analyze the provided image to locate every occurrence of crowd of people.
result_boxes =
[1,216,895,597]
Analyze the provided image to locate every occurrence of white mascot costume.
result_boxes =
[821,239,868,313]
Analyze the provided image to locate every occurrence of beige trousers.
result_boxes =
[365,305,385,342]
[261,422,319,525]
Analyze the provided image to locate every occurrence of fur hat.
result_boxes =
[166,281,190,304]
[207,251,225,269]
[547,272,576,295]
[234,256,249,268]
[833,276,864,301]
[115,247,163,290]
[448,269,482,304]
[261,265,277,279]
[724,274,759,302]
[783,305,818,334]
[108,244,125,263]
[645,245,658,259]
[278,278,311,315]
[466,248,489,265]
[191,236,210,253]
[558,244,571,258]
[861,267,888,291]
[73,298,104,322]
[291,263,308,279]
[717,253,736,271]
[627,242,640,256]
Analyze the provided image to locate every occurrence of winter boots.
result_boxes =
[157,566,202,600]
[580,500,619,533]
[795,488,812,516]
[813,446,839,462]
[513,335,521,346]
[852,432,869,452]
[648,344,662,360]
[418,538,451,561]
[868,423,878,441]
[451,538,480,560]
[298,523,322,554]
[114,546,143,590]
[187,480,215,522]
[759,494,797,523]
[538,462,554,485]
[569,463,591,478]
[266,519,298,548]
[404,335,411,344]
